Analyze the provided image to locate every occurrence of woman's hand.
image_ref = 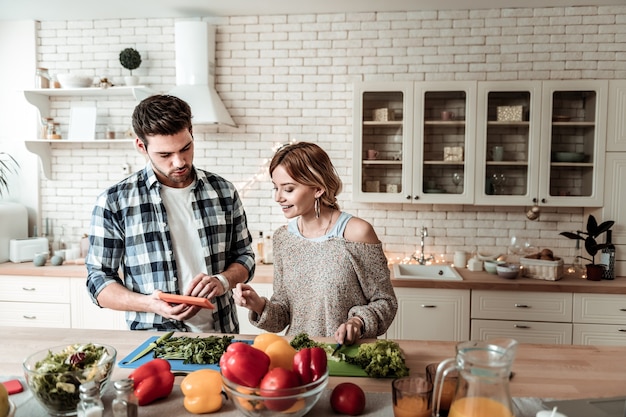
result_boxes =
[233,283,265,315]
[334,316,364,345]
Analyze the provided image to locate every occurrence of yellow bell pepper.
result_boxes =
[181,369,223,414]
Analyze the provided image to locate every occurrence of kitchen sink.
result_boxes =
[392,264,463,281]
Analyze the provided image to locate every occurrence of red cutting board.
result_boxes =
[118,338,369,377]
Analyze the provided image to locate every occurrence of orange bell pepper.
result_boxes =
[181,369,223,414]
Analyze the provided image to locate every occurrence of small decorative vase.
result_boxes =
[124,75,139,86]
[585,264,604,281]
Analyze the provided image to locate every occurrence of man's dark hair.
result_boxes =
[132,94,193,146]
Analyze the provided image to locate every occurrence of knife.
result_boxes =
[126,330,174,364]
[331,343,342,357]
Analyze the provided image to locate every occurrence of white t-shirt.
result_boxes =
[160,181,214,332]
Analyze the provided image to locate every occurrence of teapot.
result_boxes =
[432,338,518,417]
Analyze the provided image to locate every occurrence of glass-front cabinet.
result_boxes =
[353,82,413,203]
[415,82,476,204]
[475,80,607,207]
[353,82,475,203]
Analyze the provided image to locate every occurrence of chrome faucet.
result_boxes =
[412,226,434,265]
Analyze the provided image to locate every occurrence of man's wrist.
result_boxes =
[214,274,230,292]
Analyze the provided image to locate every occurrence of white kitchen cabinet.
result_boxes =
[23,86,153,179]
[606,80,626,152]
[352,81,476,204]
[593,153,626,277]
[386,288,470,341]
[470,290,573,344]
[0,275,71,328]
[573,293,626,345]
[474,80,608,207]
[352,82,414,203]
[70,278,126,330]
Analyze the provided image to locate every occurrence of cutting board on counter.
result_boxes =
[118,337,368,377]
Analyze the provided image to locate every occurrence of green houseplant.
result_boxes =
[560,214,614,281]
[0,152,19,198]
[119,47,142,86]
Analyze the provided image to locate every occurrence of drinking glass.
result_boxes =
[452,172,462,193]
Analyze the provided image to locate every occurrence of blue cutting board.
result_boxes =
[118,337,252,371]
[118,337,368,377]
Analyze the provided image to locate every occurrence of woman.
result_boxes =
[234,142,397,345]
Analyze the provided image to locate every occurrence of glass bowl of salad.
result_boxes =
[23,343,116,416]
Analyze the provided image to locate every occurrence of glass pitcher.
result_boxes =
[432,338,518,417]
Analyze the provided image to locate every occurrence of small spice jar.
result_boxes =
[112,379,138,417]
[35,67,50,89]
[76,381,104,417]
[47,122,62,139]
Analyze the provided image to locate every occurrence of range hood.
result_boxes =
[169,21,236,127]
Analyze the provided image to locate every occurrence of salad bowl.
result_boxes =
[23,343,116,416]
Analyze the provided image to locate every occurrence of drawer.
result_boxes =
[471,290,572,322]
[0,275,70,303]
[0,301,71,328]
[471,319,572,345]
[573,323,626,346]
[573,293,626,324]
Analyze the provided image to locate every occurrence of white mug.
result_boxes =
[454,251,467,268]
[492,146,504,161]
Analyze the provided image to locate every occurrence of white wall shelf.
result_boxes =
[23,86,153,179]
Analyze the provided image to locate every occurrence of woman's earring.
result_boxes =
[315,198,320,219]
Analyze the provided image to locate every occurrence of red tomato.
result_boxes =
[259,367,302,411]
[330,383,366,415]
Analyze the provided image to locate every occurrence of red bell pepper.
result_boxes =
[219,342,270,387]
[128,358,175,406]
[293,347,327,384]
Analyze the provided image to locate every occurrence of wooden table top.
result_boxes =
[3,327,626,400]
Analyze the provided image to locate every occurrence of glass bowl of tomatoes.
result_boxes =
[222,368,329,417]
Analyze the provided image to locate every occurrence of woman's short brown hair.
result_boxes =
[269,142,342,210]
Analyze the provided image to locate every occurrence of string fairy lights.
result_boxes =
[235,139,297,197]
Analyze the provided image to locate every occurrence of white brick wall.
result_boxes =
[32,5,626,263]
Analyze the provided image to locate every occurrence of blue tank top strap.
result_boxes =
[328,211,352,238]
[287,211,352,241]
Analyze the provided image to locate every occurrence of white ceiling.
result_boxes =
[1,0,624,21]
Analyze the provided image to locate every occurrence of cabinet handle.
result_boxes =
[513,324,530,329]
[619,308,626,312]
[541,198,546,204]
[405,195,412,200]
[23,315,37,320]
[420,305,436,308]
[619,329,626,333]
[22,287,36,291]
[413,195,419,200]
[514,304,530,308]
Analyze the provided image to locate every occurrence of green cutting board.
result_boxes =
[324,344,368,377]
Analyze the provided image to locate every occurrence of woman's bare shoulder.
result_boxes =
[343,216,380,244]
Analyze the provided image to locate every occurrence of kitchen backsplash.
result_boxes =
[32,5,625,263]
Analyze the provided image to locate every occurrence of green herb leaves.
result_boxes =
[153,335,234,365]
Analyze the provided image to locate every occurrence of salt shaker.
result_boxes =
[76,381,104,417]
[112,378,138,417]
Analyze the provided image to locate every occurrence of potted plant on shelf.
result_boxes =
[560,214,614,281]
[119,47,142,86]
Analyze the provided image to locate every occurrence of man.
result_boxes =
[86,94,255,332]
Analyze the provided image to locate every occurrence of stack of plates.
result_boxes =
[553,152,585,162]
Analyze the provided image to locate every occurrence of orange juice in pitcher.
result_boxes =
[432,338,517,417]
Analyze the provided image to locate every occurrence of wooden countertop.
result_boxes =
[3,326,626,401]
[2,261,625,293]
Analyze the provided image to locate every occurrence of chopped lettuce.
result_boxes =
[344,339,410,378]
